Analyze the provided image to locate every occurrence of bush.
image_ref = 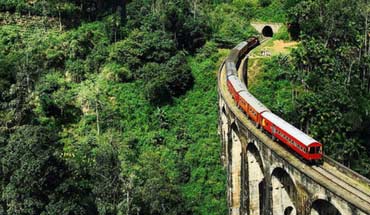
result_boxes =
[143,53,194,105]
[273,25,290,41]
[260,0,272,7]
[102,63,132,82]
[109,29,176,78]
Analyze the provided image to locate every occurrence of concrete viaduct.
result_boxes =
[217,37,370,215]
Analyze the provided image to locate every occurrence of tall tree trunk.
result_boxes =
[96,99,100,136]
[118,0,127,23]
[363,0,369,91]
[58,9,62,31]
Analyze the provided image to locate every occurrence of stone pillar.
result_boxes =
[231,129,242,212]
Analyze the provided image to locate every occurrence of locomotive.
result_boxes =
[225,37,323,163]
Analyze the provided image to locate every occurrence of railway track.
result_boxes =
[311,165,370,205]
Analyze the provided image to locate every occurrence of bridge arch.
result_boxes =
[285,206,294,215]
[244,141,266,215]
[229,123,242,210]
[271,167,298,215]
[310,199,342,215]
[262,25,273,37]
[309,194,344,215]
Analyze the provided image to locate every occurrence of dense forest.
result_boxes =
[0,0,369,214]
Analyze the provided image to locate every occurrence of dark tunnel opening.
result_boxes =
[262,26,273,37]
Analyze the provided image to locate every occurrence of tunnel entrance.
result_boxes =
[262,26,273,37]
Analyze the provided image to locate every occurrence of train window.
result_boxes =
[316,146,321,153]
[309,147,315,154]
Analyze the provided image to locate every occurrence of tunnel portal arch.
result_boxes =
[262,26,273,37]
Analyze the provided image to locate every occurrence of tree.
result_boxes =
[135,150,184,215]
[2,126,66,214]
[92,132,124,215]
[259,0,272,7]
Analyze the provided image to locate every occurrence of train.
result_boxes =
[225,37,323,163]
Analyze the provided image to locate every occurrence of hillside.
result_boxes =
[0,0,369,214]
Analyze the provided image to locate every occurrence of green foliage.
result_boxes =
[288,0,365,47]
[259,0,272,7]
[250,56,297,118]
[126,0,211,52]
[8,0,366,214]
[253,0,287,22]
[0,0,126,26]
[283,0,302,10]
[109,29,176,75]
[108,28,194,105]
[92,133,124,215]
[102,63,132,82]
[1,125,96,215]
[143,53,194,105]
[209,2,257,47]
[273,25,290,41]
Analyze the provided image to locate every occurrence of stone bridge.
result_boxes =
[217,41,370,215]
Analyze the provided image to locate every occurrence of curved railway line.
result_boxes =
[218,37,370,214]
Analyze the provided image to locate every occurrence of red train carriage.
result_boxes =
[261,112,323,162]
[227,75,247,103]
[239,91,270,125]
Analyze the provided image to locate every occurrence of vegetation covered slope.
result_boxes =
[0,0,277,214]
[0,0,369,214]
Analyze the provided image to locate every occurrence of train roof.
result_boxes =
[247,36,259,43]
[261,112,320,147]
[239,91,270,113]
[226,61,237,77]
[228,75,247,92]
[227,49,238,63]
[234,42,248,52]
